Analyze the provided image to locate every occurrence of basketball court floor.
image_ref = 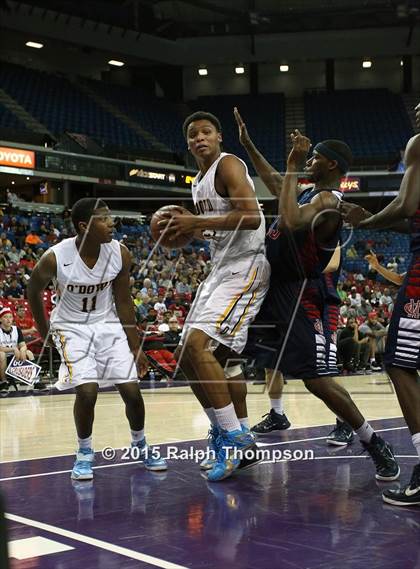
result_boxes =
[1,374,419,569]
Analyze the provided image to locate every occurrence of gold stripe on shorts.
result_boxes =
[216,268,258,333]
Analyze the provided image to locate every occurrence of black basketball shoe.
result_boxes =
[252,409,291,435]
[361,433,400,481]
[326,419,354,446]
[382,464,420,507]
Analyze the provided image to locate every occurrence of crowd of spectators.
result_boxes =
[0,205,405,382]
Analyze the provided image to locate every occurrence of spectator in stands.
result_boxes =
[349,286,362,307]
[46,229,59,245]
[38,223,49,237]
[25,230,43,247]
[159,270,172,290]
[357,298,372,319]
[0,307,38,396]
[164,289,175,309]
[136,295,151,320]
[361,285,372,301]
[154,295,167,315]
[7,245,22,265]
[175,276,192,295]
[163,317,181,350]
[5,278,24,300]
[340,298,357,321]
[337,317,370,373]
[0,232,12,250]
[359,312,387,371]
[49,223,60,238]
[133,291,143,308]
[168,298,187,321]
[379,288,394,312]
[61,209,74,236]
[337,282,347,302]
[386,257,398,272]
[346,245,358,259]
[14,305,37,338]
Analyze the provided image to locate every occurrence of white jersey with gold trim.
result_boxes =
[192,152,266,266]
[49,237,122,325]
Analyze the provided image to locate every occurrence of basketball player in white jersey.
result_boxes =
[27,198,167,480]
[158,111,270,481]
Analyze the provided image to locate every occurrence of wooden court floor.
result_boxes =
[0,374,403,463]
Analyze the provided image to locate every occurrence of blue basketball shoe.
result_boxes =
[207,429,256,482]
[71,448,94,480]
[200,424,221,470]
[132,438,168,471]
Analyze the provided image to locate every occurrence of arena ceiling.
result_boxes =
[2,0,420,38]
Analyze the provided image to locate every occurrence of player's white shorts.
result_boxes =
[51,321,138,390]
[180,253,270,353]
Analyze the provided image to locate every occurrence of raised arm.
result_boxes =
[364,253,405,286]
[234,107,283,197]
[113,245,149,377]
[27,250,57,341]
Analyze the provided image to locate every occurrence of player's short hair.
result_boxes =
[182,111,222,139]
[314,139,353,174]
[71,198,108,233]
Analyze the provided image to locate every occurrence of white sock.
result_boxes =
[131,429,145,443]
[214,403,241,433]
[412,432,420,460]
[270,398,284,415]
[78,436,92,450]
[203,407,217,426]
[239,417,250,430]
[355,421,374,443]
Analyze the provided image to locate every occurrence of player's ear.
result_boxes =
[329,159,338,171]
[217,133,222,143]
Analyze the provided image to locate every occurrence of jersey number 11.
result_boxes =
[82,296,97,313]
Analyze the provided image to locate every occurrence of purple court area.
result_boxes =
[2,417,419,569]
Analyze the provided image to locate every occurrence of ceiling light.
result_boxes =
[26,177,30,180]
[26,41,43,49]
[362,60,372,68]
[400,59,404,67]
[280,64,289,72]
[235,65,245,75]
[198,67,208,76]
[108,60,125,67]
[11,181,15,185]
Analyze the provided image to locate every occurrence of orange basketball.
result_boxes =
[150,205,194,249]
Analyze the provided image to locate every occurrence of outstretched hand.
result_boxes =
[364,252,379,269]
[234,107,251,147]
[288,130,311,169]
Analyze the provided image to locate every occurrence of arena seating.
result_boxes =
[84,79,188,154]
[0,62,146,149]
[0,102,28,131]
[305,89,413,160]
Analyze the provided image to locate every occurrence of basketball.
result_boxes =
[150,205,194,249]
